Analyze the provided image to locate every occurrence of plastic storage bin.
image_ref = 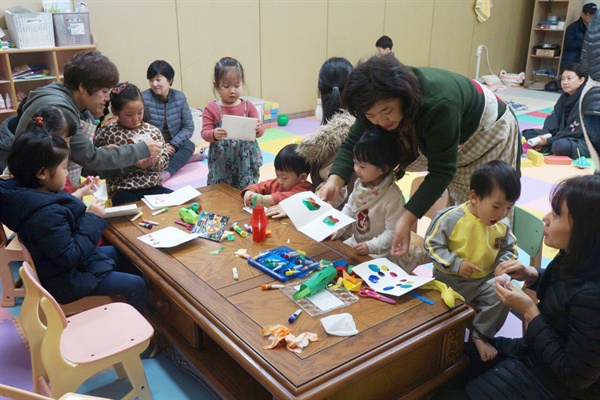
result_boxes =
[52,12,92,46]
[5,7,55,49]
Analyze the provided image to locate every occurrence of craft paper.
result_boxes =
[352,258,433,298]
[293,284,344,312]
[222,115,257,141]
[142,185,201,210]
[279,191,354,242]
[137,226,198,248]
[104,204,142,218]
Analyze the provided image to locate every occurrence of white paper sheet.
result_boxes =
[279,191,354,242]
[352,258,433,298]
[221,115,257,141]
[142,185,201,210]
[137,226,198,248]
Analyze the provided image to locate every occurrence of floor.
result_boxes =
[1,86,594,399]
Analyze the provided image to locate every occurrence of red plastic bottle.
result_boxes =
[250,204,268,242]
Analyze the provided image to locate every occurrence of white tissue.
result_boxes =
[320,313,359,336]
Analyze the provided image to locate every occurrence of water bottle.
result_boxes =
[0,95,5,111]
[250,204,268,243]
[315,98,323,121]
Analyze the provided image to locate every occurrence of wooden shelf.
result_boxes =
[0,45,96,123]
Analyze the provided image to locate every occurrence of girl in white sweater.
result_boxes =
[330,127,425,271]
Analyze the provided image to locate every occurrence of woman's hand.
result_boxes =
[144,138,163,158]
[166,143,176,156]
[265,204,288,219]
[317,175,344,204]
[135,156,157,170]
[86,198,106,218]
[213,128,228,141]
[495,260,539,286]
[537,135,549,147]
[391,210,418,256]
[495,281,540,322]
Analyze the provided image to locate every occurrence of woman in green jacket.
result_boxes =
[319,55,520,258]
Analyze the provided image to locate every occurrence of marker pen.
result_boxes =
[152,207,169,216]
[130,211,143,222]
[232,267,239,280]
[231,222,248,237]
[288,309,302,323]
[139,222,153,229]
[260,284,284,291]
[141,219,159,226]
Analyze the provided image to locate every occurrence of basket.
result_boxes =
[4,7,55,49]
[52,12,92,47]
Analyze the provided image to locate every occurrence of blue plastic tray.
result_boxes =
[247,245,319,282]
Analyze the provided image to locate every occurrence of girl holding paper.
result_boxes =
[201,56,264,190]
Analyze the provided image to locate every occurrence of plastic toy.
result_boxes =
[179,207,198,224]
[277,114,289,126]
[248,246,319,282]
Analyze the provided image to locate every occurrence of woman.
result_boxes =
[465,174,600,399]
[522,64,589,158]
[142,60,202,183]
[319,55,520,257]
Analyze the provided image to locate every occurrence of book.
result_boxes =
[279,191,355,242]
[191,211,230,242]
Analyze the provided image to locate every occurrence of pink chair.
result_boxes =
[19,262,154,399]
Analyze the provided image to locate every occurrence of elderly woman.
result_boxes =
[142,60,203,182]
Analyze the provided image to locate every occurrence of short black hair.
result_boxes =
[560,63,588,80]
[353,127,401,178]
[8,129,69,189]
[274,144,310,176]
[470,160,521,202]
[146,60,175,84]
[375,35,393,50]
[63,51,119,95]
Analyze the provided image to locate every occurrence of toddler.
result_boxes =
[94,82,172,206]
[331,128,425,271]
[424,160,521,362]
[0,130,147,313]
[241,143,312,207]
[201,56,264,190]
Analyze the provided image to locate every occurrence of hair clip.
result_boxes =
[111,82,128,95]
[35,116,44,126]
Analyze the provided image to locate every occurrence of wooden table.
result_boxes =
[104,184,474,400]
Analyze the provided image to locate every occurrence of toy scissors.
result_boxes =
[358,287,396,304]
[174,220,193,231]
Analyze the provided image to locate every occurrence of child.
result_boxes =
[201,56,264,190]
[424,160,521,362]
[0,131,147,313]
[241,144,312,207]
[375,35,394,56]
[94,82,172,206]
[330,128,426,271]
[26,106,100,199]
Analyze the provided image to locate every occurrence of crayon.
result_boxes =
[130,211,143,222]
[260,284,284,290]
[152,207,169,216]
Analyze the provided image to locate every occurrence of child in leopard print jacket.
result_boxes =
[94,82,172,206]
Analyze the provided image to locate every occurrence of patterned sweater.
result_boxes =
[94,122,169,193]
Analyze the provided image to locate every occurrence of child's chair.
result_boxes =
[20,243,114,317]
[512,206,544,268]
[0,383,110,400]
[1,228,25,306]
[19,262,154,399]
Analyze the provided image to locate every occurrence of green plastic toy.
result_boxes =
[277,114,289,126]
[179,207,198,224]
[292,266,337,300]
[189,202,200,213]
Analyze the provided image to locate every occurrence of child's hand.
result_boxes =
[243,191,256,206]
[213,128,227,141]
[77,176,100,197]
[265,204,288,219]
[86,198,106,218]
[329,233,338,241]
[458,260,481,279]
[255,120,261,135]
[353,242,369,256]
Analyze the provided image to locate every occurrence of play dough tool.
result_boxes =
[293,266,337,300]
